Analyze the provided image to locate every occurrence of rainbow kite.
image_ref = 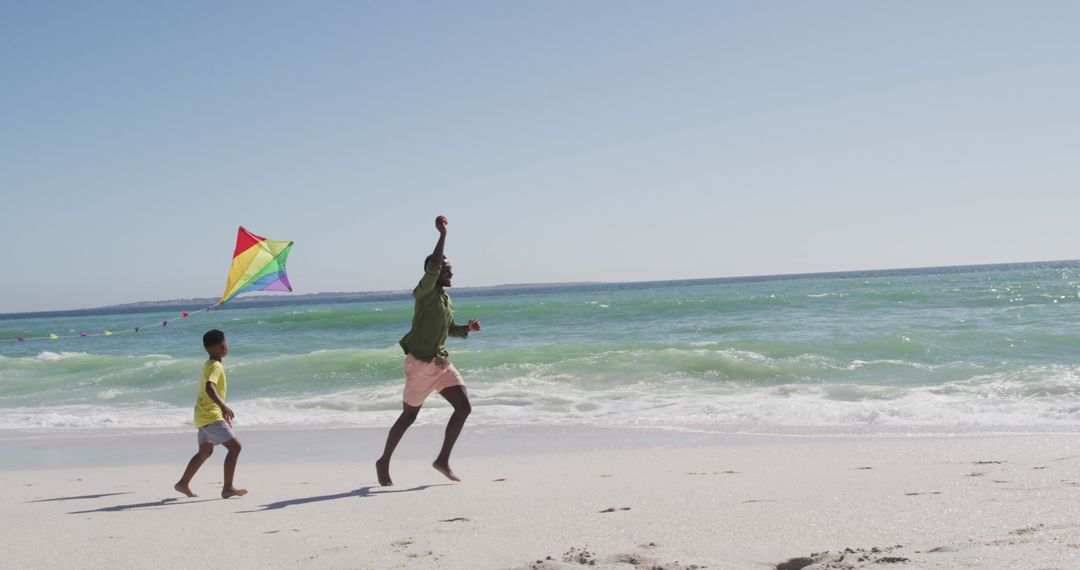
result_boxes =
[219,227,294,304]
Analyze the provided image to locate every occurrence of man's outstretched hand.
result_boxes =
[467,319,482,332]
[436,215,448,235]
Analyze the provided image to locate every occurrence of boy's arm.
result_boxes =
[205,382,235,426]
[417,216,448,294]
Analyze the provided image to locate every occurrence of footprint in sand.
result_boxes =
[391,539,421,557]
[775,556,815,570]
[1009,524,1044,536]
[562,547,597,565]
[776,545,907,569]
[526,547,702,569]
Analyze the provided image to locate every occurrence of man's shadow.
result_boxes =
[237,484,450,514]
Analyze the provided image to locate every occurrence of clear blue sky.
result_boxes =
[2,1,1078,313]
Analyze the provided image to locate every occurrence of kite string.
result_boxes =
[3,226,293,344]
[0,303,220,343]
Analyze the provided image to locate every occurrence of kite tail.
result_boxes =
[1,303,219,343]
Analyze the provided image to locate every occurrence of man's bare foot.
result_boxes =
[174,482,197,497]
[376,458,393,486]
[433,461,461,482]
[221,487,248,498]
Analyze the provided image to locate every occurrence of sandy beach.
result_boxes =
[5,0,1080,568]
[3,429,1077,569]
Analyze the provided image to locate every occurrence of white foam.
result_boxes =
[4,382,1079,435]
[33,351,91,362]
[5,351,1080,436]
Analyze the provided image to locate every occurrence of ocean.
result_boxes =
[3,261,1080,437]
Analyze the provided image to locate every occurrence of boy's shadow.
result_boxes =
[68,497,217,514]
[30,492,132,503]
[237,484,449,513]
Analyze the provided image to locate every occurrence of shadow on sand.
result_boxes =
[237,484,451,513]
[29,492,132,503]
[68,497,218,514]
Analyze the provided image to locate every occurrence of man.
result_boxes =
[376,215,481,486]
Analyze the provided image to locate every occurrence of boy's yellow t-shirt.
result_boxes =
[194,359,227,428]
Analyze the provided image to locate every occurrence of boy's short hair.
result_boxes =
[203,329,225,349]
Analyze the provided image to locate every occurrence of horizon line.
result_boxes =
[3,257,1079,319]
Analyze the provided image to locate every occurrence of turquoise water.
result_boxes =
[3,262,1080,435]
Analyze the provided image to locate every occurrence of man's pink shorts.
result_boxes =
[403,354,465,407]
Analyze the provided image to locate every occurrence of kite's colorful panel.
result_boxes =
[220,227,294,304]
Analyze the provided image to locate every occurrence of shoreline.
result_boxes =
[4,424,1079,471]
[0,424,794,471]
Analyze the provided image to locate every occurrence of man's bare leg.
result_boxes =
[433,385,471,482]
[175,442,213,497]
[377,404,421,486]
[221,438,247,498]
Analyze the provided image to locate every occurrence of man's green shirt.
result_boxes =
[399,261,469,363]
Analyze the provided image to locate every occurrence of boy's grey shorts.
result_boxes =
[197,420,237,445]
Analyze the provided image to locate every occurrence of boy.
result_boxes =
[376,215,481,486]
[174,329,248,498]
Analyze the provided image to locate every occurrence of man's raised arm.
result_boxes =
[430,215,448,268]
[417,215,449,294]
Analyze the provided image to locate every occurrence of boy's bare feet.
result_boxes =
[174,482,197,497]
[433,460,461,482]
[376,458,393,486]
[221,487,248,498]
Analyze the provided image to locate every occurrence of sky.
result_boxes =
[2,1,1078,313]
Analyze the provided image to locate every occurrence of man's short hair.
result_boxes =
[203,329,225,349]
[424,254,446,270]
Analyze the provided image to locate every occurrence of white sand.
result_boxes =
[3,432,1078,569]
